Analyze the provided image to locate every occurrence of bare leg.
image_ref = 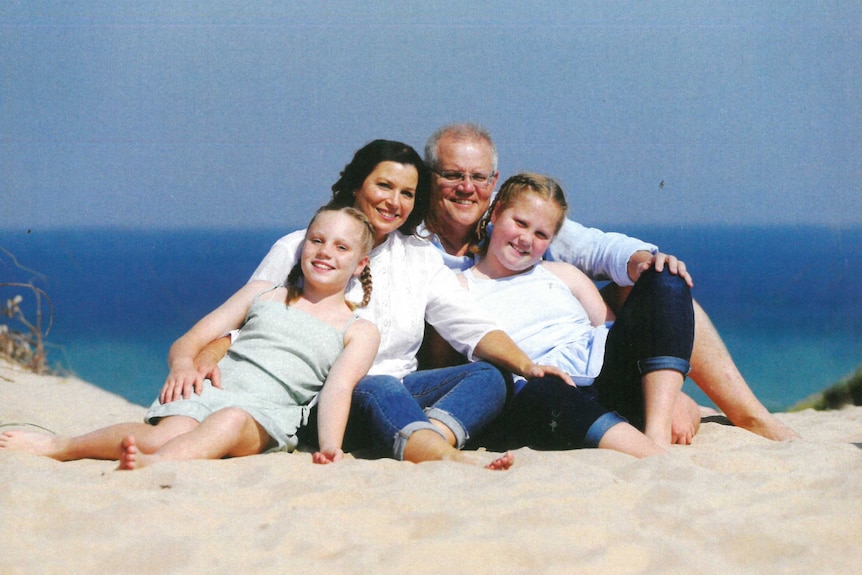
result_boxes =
[688,302,799,440]
[429,418,457,446]
[427,418,514,469]
[0,416,198,461]
[642,369,685,446]
[402,429,513,470]
[597,422,667,458]
[602,284,799,441]
[117,408,272,470]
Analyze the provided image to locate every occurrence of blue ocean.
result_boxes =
[2,225,860,411]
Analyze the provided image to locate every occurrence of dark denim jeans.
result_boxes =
[501,267,694,449]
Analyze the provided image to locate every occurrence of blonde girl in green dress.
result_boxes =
[0,206,380,468]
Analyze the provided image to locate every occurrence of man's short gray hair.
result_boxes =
[424,123,498,172]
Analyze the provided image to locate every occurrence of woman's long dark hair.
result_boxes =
[328,139,431,236]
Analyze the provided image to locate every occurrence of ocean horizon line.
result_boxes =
[3,222,862,235]
[3,223,859,410]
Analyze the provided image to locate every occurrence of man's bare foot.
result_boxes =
[117,435,154,470]
[0,430,69,460]
[744,414,801,442]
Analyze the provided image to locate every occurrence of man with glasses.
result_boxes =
[419,122,798,443]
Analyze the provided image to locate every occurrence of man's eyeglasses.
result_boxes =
[432,169,497,186]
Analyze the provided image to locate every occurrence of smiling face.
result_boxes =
[429,134,498,245]
[352,161,419,246]
[487,192,565,275]
[300,210,370,293]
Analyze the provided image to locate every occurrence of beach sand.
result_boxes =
[2,359,861,575]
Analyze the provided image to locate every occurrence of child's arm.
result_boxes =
[313,318,380,464]
[159,280,270,404]
[191,335,232,390]
[473,330,575,386]
[542,261,614,326]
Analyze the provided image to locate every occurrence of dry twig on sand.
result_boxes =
[1,247,54,374]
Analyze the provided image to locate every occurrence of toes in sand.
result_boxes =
[485,450,514,471]
[117,435,150,470]
[449,449,514,470]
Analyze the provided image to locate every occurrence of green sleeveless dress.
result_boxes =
[146,293,354,451]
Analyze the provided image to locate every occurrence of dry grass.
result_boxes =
[1,248,55,374]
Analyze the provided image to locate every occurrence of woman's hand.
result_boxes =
[475,331,576,387]
[523,363,575,387]
[312,449,345,464]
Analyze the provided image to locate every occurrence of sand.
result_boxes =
[1,359,861,575]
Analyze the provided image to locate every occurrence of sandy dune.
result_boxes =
[2,360,860,574]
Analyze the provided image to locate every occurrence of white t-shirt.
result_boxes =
[462,264,610,390]
[420,219,657,286]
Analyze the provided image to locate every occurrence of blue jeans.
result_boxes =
[300,362,507,460]
[594,267,694,429]
[501,376,627,450]
[499,267,694,449]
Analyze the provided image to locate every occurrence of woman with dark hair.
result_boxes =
[194,140,570,468]
[327,139,431,238]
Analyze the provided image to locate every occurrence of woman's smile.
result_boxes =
[352,161,419,245]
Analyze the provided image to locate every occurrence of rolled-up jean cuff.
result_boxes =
[637,356,691,377]
[424,407,468,449]
[584,412,628,448]
[393,421,448,461]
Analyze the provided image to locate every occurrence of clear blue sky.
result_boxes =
[2,1,860,231]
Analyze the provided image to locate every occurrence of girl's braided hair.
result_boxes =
[286,206,375,310]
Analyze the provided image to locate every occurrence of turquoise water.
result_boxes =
[3,225,860,410]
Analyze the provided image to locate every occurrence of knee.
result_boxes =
[353,375,402,397]
[635,268,693,321]
[213,407,254,432]
[640,266,689,296]
[472,361,506,382]
[150,416,199,448]
[469,362,508,404]
[351,375,408,414]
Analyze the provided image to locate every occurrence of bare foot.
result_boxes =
[484,450,514,471]
[0,430,69,459]
[402,430,514,469]
[446,449,514,470]
[745,415,801,442]
[117,435,154,470]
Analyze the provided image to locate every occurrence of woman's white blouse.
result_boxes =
[250,230,497,380]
